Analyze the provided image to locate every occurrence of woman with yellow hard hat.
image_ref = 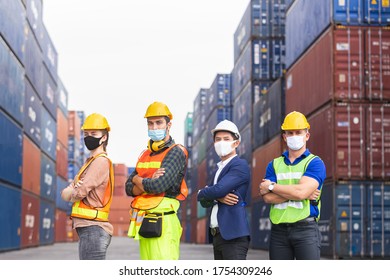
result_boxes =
[61,113,114,260]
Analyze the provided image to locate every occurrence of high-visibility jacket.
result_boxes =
[131,144,188,211]
[71,153,114,221]
[269,154,322,224]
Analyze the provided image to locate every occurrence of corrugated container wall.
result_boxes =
[320,180,390,259]
[234,0,287,62]
[286,0,390,69]
[286,26,390,117]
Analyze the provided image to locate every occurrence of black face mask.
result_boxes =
[84,135,104,151]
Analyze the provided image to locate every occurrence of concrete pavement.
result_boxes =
[0,237,269,260]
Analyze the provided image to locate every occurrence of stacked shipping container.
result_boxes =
[1,0,134,252]
[187,73,232,244]
[282,0,390,258]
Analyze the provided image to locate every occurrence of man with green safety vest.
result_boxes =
[259,111,326,260]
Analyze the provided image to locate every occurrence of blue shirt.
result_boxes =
[264,149,326,217]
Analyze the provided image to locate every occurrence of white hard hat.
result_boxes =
[211,120,241,141]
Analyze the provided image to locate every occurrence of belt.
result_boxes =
[210,227,220,236]
[277,217,316,227]
[146,210,175,217]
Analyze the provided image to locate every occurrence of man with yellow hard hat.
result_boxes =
[61,113,114,260]
[259,111,326,260]
[125,101,188,260]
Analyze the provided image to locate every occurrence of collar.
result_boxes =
[217,154,237,168]
[282,149,311,165]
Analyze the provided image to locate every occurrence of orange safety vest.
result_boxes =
[71,153,114,221]
[131,144,188,210]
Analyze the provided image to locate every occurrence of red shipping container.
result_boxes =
[56,108,68,148]
[114,163,128,176]
[21,191,40,248]
[22,135,41,195]
[307,102,390,180]
[366,103,390,179]
[196,217,207,244]
[109,208,130,223]
[111,195,134,210]
[68,111,81,140]
[55,208,68,242]
[251,136,282,200]
[286,26,390,117]
[56,141,68,180]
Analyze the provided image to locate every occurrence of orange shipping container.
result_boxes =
[56,141,68,180]
[56,108,68,148]
[68,111,81,140]
[22,135,41,195]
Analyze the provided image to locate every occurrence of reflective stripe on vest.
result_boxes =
[131,144,188,210]
[270,154,316,224]
[71,153,114,221]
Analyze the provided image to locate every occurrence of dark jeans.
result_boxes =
[76,225,111,260]
[269,221,321,260]
[212,233,249,260]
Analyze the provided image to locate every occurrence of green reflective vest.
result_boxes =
[269,154,321,224]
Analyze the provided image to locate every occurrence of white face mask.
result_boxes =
[286,135,305,151]
[214,140,236,157]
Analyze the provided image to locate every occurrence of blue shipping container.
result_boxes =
[250,199,271,250]
[24,78,42,147]
[234,0,287,62]
[205,74,232,119]
[24,25,43,98]
[41,107,57,161]
[0,184,21,252]
[39,199,55,245]
[236,123,252,165]
[232,38,285,98]
[56,176,72,213]
[26,0,43,41]
[233,82,253,131]
[252,78,284,149]
[40,153,56,202]
[0,111,23,186]
[206,145,219,185]
[0,0,26,63]
[57,78,68,116]
[0,37,25,125]
[41,64,58,121]
[366,182,390,258]
[364,0,390,25]
[40,24,58,81]
[321,180,390,258]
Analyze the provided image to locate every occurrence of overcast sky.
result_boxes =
[42,0,249,167]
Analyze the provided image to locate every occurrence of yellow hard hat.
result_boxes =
[144,101,173,120]
[281,111,310,130]
[81,113,110,131]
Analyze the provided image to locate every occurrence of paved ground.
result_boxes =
[0,237,270,260]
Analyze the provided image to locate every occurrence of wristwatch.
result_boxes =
[268,182,275,192]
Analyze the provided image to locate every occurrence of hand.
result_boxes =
[217,193,239,205]
[152,168,165,179]
[259,179,271,196]
[308,189,321,200]
[74,180,83,188]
